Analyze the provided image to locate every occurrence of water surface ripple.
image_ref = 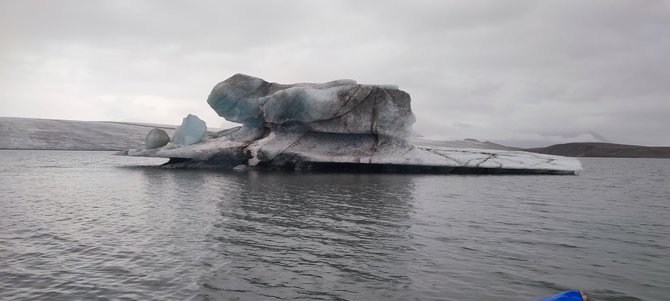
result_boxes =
[0,151,668,300]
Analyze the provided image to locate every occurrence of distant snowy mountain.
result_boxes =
[0,117,176,151]
[1,117,522,152]
[410,137,520,150]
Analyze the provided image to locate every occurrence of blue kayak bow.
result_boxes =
[536,290,590,301]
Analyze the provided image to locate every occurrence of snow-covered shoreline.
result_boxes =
[0,117,176,151]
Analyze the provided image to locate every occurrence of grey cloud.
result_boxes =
[1,0,668,146]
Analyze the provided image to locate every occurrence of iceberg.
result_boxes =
[145,128,170,149]
[172,114,207,145]
[124,74,582,174]
[206,74,415,136]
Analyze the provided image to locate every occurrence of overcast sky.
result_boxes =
[1,0,668,147]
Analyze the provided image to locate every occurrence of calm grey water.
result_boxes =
[0,151,668,301]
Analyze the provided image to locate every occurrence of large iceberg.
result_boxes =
[124,74,582,174]
[207,74,414,136]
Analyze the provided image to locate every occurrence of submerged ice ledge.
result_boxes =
[121,74,582,175]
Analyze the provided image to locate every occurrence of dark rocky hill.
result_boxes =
[527,142,670,158]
